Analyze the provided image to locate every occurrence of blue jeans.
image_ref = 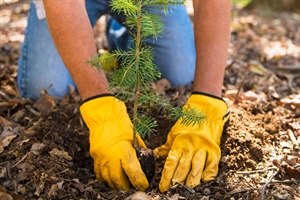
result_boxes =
[18,0,196,101]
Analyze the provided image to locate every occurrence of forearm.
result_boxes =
[192,0,231,97]
[42,0,110,100]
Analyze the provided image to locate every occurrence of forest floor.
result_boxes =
[0,0,300,199]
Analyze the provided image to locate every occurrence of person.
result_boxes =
[17,0,231,193]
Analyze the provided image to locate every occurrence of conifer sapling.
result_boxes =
[88,0,206,181]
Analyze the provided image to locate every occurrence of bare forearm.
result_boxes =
[43,0,110,100]
[192,0,231,97]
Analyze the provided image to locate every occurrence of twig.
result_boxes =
[259,179,300,184]
[55,169,69,175]
[12,152,31,168]
[25,105,40,116]
[0,90,11,101]
[172,180,195,193]
[0,102,18,107]
[13,79,21,97]
[261,169,279,200]
[23,117,44,136]
[0,90,40,116]
[236,167,278,174]
[287,129,298,146]
[229,188,249,195]
[234,79,245,104]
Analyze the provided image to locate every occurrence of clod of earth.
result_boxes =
[136,147,155,182]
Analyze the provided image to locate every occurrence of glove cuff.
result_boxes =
[80,94,130,129]
[81,93,114,105]
[191,91,225,103]
[189,91,230,121]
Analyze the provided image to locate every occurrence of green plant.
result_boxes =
[230,0,251,8]
[89,0,206,149]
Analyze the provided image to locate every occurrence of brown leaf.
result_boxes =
[49,148,72,161]
[47,184,58,197]
[249,60,270,76]
[0,192,13,200]
[151,78,171,95]
[280,163,300,180]
[0,116,25,136]
[34,91,56,117]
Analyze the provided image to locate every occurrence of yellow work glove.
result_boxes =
[80,94,149,191]
[154,92,229,192]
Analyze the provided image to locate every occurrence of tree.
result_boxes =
[88,0,205,149]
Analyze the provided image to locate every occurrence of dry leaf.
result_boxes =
[152,78,171,95]
[249,60,269,76]
[0,192,13,200]
[34,91,56,117]
[2,135,17,148]
[280,141,293,149]
[57,181,64,190]
[1,116,25,137]
[71,179,85,193]
[125,191,152,200]
[49,148,72,161]
[30,143,45,155]
[280,94,300,109]
[279,163,300,180]
[47,184,58,197]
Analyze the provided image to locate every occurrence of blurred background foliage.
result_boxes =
[231,0,300,14]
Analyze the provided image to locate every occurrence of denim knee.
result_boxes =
[18,0,111,101]
[18,1,195,101]
[147,4,196,86]
[17,2,75,101]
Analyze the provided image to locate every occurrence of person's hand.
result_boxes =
[154,92,229,192]
[80,94,149,191]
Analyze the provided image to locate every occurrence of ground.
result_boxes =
[1,0,300,199]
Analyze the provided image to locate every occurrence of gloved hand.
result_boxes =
[154,92,229,192]
[80,94,149,191]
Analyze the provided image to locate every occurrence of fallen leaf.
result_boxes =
[279,163,300,180]
[2,134,17,147]
[49,148,72,161]
[0,192,13,200]
[57,181,64,190]
[34,91,56,117]
[71,179,85,193]
[1,116,25,137]
[30,143,45,155]
[152,78,171,95]
[249,60,269,76]
[280,94,300,110]
[125,191,152,200]
[280,141,293,149]
[47,184,57,197]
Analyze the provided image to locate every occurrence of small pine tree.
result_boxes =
[89,0,206,149]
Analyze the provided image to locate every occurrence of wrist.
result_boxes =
[192,84,223,98]
[191,91,224,102]
[81,90,113,102]
[81,93,114,105]
[77,73,112,101]
[73,62,112,101]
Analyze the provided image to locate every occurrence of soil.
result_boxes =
[137,147,155,182]
[1,0,300,199]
